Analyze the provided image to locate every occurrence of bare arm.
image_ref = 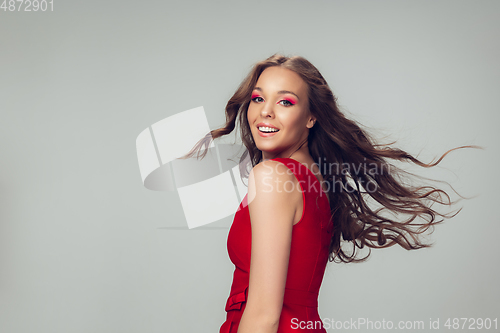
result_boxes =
[237,160,302,333]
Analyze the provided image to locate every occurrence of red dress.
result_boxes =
[219,157,333,333]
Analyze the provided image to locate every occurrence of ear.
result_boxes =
[306,116,316,129]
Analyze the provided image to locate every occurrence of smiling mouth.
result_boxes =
[257,126,280,133]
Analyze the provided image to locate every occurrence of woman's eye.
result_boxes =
[251,96,264,103]
[279,99,294,107]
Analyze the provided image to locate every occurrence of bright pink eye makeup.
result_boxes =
[250,91,297,106]
[282,97,297,105]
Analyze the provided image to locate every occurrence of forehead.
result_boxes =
[255,66,307,96]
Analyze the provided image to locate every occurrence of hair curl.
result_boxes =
[180,53,482,263]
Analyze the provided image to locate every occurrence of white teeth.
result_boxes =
[258,126,279,133]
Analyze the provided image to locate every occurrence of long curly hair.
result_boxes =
[180,53,482,263]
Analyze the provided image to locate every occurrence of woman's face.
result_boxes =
[247,66,315,160]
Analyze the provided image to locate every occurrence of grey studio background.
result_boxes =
[1,1,499,332]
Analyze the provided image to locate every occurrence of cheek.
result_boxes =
[281,114,302,130]
[246,106,253,121]
[247,104,254,116]
[247,104,260,122]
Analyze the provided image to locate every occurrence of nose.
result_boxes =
[260,103,274,118]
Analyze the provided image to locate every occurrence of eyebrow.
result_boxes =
[253,87,300,101]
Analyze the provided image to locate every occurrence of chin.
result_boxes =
[258,147,280,156]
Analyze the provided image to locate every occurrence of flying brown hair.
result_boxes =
[180,53,482,263]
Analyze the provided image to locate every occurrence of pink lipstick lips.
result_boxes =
[256,122,280,137]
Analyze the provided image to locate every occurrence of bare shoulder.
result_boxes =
[247,160,301,220]
[250,159,296,181]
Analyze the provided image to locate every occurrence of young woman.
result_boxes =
[182,54,478,333]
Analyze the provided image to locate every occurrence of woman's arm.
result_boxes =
[237,160,302,333]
